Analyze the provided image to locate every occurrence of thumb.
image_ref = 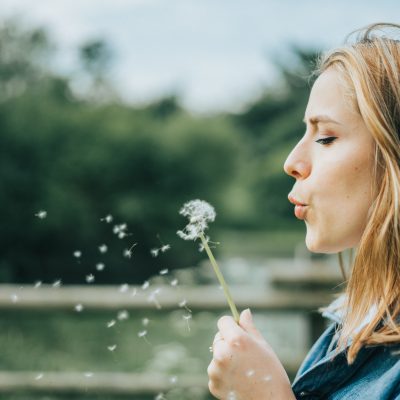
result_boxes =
[239,308,263,340]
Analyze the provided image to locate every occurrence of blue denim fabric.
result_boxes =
[291,308,400,399]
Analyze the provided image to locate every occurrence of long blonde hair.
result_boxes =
[315,23,400,364]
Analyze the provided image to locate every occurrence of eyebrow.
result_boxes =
[302,115,342,126]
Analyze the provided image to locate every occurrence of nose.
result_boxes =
[283,140,311,180]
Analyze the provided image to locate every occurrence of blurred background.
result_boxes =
[0,1,398,399]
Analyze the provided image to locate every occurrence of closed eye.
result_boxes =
[315,137,337,145]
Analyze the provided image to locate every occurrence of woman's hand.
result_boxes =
[207,309,296,400]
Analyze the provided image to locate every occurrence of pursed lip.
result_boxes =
[288,193,308,206]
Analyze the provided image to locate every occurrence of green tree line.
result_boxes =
[0,20,319,284]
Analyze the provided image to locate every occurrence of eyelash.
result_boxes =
[315,136,337,145]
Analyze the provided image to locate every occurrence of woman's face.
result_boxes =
[284,67,376,253]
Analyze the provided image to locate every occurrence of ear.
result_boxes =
[239,308,263,340]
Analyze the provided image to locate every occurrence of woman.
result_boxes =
[207,23,400,399]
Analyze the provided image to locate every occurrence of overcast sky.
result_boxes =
[0,0,399,113]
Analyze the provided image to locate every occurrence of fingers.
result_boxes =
[217,315,245,344]
[239,308,264,340]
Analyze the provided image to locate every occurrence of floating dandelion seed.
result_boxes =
[178,299,192,313]
[246,369,255,377]
[142,318,150,326]
[113,223,126,234]
[142,281,150,290]
[96,263,105,271]
[34,281,42,288]
[98,244,108,253]
[131,288,137,297]
[177,199,239,322]
[159,268,169,275]
[75,304,83,312]
[161,244,171,253]
[123,243,137,259]
[35,210,47,219]
[150,248,159,257]
[117,310,129,321]
[169,375,178,384]
[155,393,167,400]
[53,280,61,288]
[101,214,113,223]
[35,373,44,380]
[147,289,162,309]
[84,372,94,378]
[73,250,82,258]
[170,279,178,287]
[86,274,95,283]
[10,294,18,303]
[119,283,129,293]
[227,391,237,400]
[108,345,117,352]
[183,313,192,331]
[107,320,116,328]
[138,329,151,344]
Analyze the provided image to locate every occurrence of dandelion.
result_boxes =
[142,281,150,290]
[75,304,84,312]
[108,345,117,352]
[34,281,42,288]
[86,274,95,283]
[96,263,105,271]
[101,214,113,223]
[177,199,239,322]
[53,280,62,288]
[117,310,129,321]
[35,210,47,219]
[73,250,82,258]
[150,248,159,257]
[35,373,44,380]
[98,244,108,253]
[107,320,116,328]
[159,268,169,275]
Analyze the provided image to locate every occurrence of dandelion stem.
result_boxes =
[199,233,239,323]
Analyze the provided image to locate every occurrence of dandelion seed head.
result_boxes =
[138,330,147,338]
[177,200,216,241]
[108,345,117,351]
[159,268,169,275]
[107,319,116,328]
[73,250,82,258]
[98,244,108,253]
[96,263,105,271]
[86,274,95,283]
[35,210,47,219]
[117,310,129,321]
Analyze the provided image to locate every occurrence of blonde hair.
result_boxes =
[314,23,400,364]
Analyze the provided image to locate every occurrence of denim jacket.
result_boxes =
[291,295,400,399]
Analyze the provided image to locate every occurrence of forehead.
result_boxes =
[305,68,356,124]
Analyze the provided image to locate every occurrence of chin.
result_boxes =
[305,232,339,254]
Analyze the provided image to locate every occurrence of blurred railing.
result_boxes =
[0,282,339,396]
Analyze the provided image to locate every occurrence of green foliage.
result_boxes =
[0,20,320,283]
